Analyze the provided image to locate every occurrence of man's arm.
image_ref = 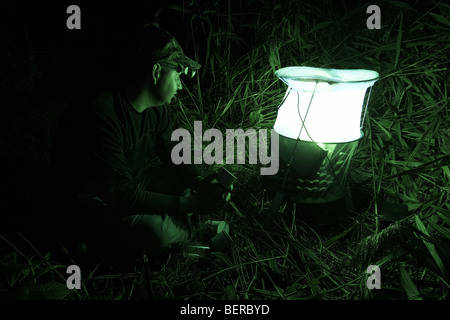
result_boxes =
[84,101,185,219]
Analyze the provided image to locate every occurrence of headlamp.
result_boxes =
[158,61,196,78]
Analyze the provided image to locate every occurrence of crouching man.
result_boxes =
[46,26,231,260]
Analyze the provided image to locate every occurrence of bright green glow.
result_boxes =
[274,67,379,143]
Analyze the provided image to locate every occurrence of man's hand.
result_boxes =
[186,170,234,215]
[196,181,232,215]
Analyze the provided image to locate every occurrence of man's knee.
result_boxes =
[130,214,189,255]
[160,214,190,249]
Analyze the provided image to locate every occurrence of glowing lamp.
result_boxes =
[273,66,379,203]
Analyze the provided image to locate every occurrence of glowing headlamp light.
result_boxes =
[158,61,196,78]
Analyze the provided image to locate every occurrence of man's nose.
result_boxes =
[177,79,182,91]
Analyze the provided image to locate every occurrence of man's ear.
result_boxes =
[152,63,162,85]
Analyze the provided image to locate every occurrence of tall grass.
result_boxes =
[162,0,450,300]
[1,0,449,300]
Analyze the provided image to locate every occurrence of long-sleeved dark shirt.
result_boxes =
[50,89,200,220]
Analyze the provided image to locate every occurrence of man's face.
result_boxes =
[154,65,183,105]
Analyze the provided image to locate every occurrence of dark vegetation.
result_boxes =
[0,0,449,300]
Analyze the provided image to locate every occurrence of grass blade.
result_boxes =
[399,263,422,300]
[394,12,403,70]
[415,215,447,276]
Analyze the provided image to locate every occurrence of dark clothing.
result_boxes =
[51,89,199,217]
[47,89,199,252]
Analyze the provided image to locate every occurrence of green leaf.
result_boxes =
[249,110,263,125]
[415,215,447,276]
[442,166,450,180]
[286,283,299,293]
[394,13,403,70]
[399,263,422,300]
[428,220,450,240]
[323,224,356,247]
[430,13,450,27]
[229,201,245,218]
[307,278,322,294]
[372,118,392,140]
[436,211,450,226]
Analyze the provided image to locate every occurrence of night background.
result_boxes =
[0,0,449,305]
